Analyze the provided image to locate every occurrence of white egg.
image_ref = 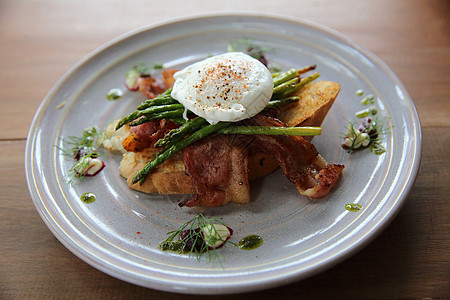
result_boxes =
[171,52,273,124]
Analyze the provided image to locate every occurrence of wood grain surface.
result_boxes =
[1,0,449,299]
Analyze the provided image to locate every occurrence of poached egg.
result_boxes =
[171,52,273,124]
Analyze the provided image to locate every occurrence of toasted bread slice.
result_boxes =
[276,81,341,127]
[119,149,195,194]
[103,80,340,195]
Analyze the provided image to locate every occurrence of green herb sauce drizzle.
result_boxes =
[345,203,362,212]
[238,235,263,250]
[80,192,96,204]
[106,88,123,101]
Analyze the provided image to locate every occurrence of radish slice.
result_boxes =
[85,158,105,176]
[125,68,140,91]
[74,156,105,177]
[201,224,231,249]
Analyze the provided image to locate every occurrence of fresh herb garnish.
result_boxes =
[59,127,100,158]
[342,117,389,154]
[343,89,390,154]
[159,214,232,265]
[159,214,264,266]
[58,127,105,181]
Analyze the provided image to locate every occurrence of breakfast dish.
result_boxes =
[102,51,344,207]
[25,15,421,294]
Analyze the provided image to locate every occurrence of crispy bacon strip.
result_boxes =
[136,76,166,99]
[136,69,178,99]
[122,69,180,152]
[180,135,250,207]
[247,114,344,198]
[122,119,178,152]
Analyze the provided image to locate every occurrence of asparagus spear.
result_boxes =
[137,89,176,110]
[137,95,177,110]
[154,97,301,148]
[272,68,299,87]
[296,64,317,75]
[155,117,207,148]
[116,103,184,130]
[218,126,322,136]
[277,72,320,98]
[133,123,321,184]
[271,72,282,78]
[132,122,231,184]
[272,65,316,87]
[265,96,299,109]
[272,77,300,95]
[128,109,186,126]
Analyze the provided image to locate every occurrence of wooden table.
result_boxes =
[1,0,449,298]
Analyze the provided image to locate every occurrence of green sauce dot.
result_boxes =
[345,203,362,212]
[159,240,184,252]
[356,89,364,96]
[80,192,96,204]
[106,88,123,101]
[238,235,263,250]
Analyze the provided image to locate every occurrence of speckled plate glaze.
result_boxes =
[25,13,421,294]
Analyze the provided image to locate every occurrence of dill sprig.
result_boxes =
[342,117,390,155]
[366,118,390,155]
[66,152,104,181]
[159,214,232,265]
[59,127,100,156]
[57,126,104,181]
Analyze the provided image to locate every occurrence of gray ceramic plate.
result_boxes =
[25,13,421,294]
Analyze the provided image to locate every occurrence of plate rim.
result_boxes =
[25,12,422,294]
